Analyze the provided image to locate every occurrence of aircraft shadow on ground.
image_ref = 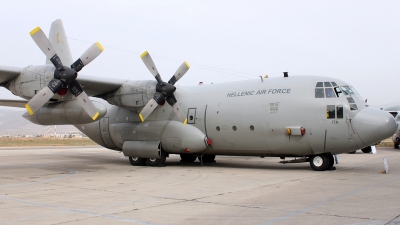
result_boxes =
[165,160,312,171]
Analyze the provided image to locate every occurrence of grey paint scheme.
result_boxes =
[0,20,396,168]
[1,65,122,101]
[0,65,395,158]
[45,19,73,67]
[59,76,397,157]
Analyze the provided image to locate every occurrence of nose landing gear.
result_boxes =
[309,153,336,171]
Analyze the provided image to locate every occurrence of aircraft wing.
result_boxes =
[0,65,22,84]
[0,64,123,97]
[76,74,123,97]
[0,99,28,108]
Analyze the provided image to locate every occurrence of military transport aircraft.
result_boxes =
[0,20,396,171]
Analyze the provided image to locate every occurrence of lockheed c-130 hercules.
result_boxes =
[0,20,396,171]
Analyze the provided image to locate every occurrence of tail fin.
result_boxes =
[46,19,73,67]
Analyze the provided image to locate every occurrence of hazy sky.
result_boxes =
[1,0,399,106]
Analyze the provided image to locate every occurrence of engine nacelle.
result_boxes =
[8,65,53,99]
[106,80,156,112]
[22,100,107,125]
[7,65,75,101]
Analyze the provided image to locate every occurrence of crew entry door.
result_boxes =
[324,105,347,150]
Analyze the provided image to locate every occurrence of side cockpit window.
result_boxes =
[326,105,344,119]
[347,97,358,110]
[326,105,335,118]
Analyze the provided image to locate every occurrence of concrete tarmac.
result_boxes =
[0,146,400,225]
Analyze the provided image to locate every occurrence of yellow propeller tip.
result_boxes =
[140,51,149,58]
[184,61,190,69]
[92,112,100,120]
[96,42,104,51]
[183,118,188,125]
[25,104,34,115]
[29,27,41,36]
[139,114,145,122]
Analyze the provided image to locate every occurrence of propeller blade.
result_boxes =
[138,98,159,122]
[30,27,63,70]
[166,94,187,124]
[25,79,63,115]
[71,42,104,72]
[168,61,190,85]
[68,81,100,120]
[140,51,163,85]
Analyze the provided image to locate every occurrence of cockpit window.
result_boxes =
[346,97,355,103]
[326,105,335,119]
[336,105,343,118]
[349,86,359,94]
[325,88,336,98]
[340,86,357,95]
[346,97,358,110]
[315,82,336,98]
[350,104,358,110]
[315,88,324,98]
[331,82,338,87]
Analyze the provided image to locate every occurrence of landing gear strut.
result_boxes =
[198,155,216,163]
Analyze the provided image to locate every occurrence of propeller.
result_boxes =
[25,27,104,120]
[139,51,190,124]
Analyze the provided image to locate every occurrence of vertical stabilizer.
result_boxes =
[46,19,73,67]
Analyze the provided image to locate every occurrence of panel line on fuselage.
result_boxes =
[204,105,208,137]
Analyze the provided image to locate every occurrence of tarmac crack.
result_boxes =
[259,173,400,225]
[386,214,400,225]
[0,195,161,225]
[303,211,387,222]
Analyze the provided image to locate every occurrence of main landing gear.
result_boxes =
[309,153,336,171]
[128,150,167,167]
[128,152,217,167]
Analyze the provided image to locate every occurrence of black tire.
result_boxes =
[395,143,399,149]
[180,154,197,163]
[361,146,372,153]
[348,151,357,154]
[129,157,146,166]
[309,154,329,171]
[327,154,334,170]
[198,155,216,163]
[146,149,167,167]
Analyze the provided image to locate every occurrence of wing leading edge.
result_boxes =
[0,66,22,84]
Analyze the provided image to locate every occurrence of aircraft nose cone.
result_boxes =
[351,107,396,147]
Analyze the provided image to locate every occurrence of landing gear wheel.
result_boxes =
[129,157,146,166]
[198,155,216,163]
[395,143,399,149]
[180,154,197,163]
[309,154,329,171]
[361,146,372,153]
[146,149,167,167]
[327,154,335,170]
